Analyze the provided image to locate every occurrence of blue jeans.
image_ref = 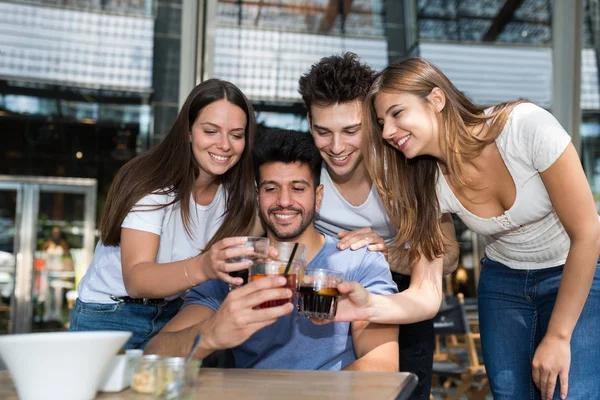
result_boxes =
[69,298,183,350]
[478,257,600,400]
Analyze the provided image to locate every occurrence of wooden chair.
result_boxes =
[431,294,489,400]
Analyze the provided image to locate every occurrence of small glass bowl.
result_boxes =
[130,354,161,394]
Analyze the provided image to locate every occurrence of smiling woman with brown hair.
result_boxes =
[349,57,600,400]
[70,79,263,350]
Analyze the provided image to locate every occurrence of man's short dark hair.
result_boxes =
[298,52,377,114]
[253,129,322,188]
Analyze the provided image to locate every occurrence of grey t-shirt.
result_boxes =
[314,164,397,243]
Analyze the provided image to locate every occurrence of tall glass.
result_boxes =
[271,241,306,267]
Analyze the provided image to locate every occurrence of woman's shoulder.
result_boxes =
[134,188,177,207]
[507,102,555,127]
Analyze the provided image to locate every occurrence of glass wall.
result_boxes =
[208,0,391,125]
[418,0,552,45]
[0,0,183,332]
[582,117,600,209]
[0,0,184,214]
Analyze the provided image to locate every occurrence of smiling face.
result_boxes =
[258,161,323,241]
[373,90,443,159]
[190,99,247,181]
[309,101,364,179]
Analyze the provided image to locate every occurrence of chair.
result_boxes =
[431,293,489,400]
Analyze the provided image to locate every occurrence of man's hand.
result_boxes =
[337,228,387,252]
[201,276,294,351]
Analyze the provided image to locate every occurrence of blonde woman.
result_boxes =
[337,57,599,400]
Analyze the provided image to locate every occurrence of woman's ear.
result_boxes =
[428,87,446,113]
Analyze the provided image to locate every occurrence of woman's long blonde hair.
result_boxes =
[363,57,526,266]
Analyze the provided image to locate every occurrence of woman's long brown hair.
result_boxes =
[100,79,257,252]
[363,57,526,266]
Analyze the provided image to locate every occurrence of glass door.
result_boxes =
[0,176,97,334]
[0,188,19,334]
[32,192,87,331]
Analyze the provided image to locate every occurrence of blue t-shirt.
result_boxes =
[183,235,397,371]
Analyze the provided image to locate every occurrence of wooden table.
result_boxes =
[1,368,417,400]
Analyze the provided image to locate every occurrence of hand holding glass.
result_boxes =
[227,237,270,289]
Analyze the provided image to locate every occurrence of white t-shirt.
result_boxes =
[78,187,226,303]
[314,164,397,243]
[437,103,591,270]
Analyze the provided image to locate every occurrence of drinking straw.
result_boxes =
[185,334,202,364]
[283,242,299,276]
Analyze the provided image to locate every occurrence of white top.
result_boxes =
[437,103,587,270]
[315,164,397,243]
[78,186,226,303]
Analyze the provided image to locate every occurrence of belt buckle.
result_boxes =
[143,298,168,306]
[110,295,124,303]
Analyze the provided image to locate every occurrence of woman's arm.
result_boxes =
[440,213,460,274]
[532,144,600,399]
[332,253,444,324]
[121,229,253,298]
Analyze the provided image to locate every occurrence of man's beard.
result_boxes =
[259,205,315,240]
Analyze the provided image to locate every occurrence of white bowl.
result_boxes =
[0,331,131,400]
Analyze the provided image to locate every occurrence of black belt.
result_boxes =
[109,295,169,306]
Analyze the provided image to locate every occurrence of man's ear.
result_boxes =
[315,184,324,210]
[427,87,446,113]
[307,112,311,128]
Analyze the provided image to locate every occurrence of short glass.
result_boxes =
[155,357,202,400]
[297,268,344,320]
[249,259,301,309]
[227,237,270,290]
[271,241,306,267]
[131,354,161,394]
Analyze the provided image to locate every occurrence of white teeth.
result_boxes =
[331,155,348,161]
[396,135,411,147]
[275,214,295,220]
[210,153,228,161]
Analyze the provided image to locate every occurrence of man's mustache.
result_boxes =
[268,207,303,214]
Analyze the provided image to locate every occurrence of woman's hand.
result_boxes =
[337,228,387,252]
[198,237,256,285]
[532,335,571,400]
[311,281,374,325]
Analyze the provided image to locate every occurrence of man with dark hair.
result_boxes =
[145,129,399,371]
[298,53,460,399]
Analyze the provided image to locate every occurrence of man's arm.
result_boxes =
[145,276,294,360]
[342,321,399,372]
[145,304,216,359]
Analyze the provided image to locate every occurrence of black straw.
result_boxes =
[283,242,299,276]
